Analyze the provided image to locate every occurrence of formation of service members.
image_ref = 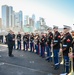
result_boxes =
[6,25,74,75]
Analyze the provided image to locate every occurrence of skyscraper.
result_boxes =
[2,5,9,28]
[24,15,29,26]
[39,17,45,26]
[32,14,35,28]
[0,18,2,29]
[19,11,23,28]
[29,17,34,26]
[32,14,35,21]
[35,21,40,30]
[9,6,13,27]
[12,11,15,27]
[14,11,23,28]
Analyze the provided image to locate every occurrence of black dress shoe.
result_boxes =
[9,54,14,57]
[48,59,52,62]
[29,51,32,52]
[60,73,67,75]
[16,48,18,50]
[54,66,59,70]
[39,55,42,57]
[48,60,51,62]
[42,56,45,58]
[23,49,25,51]
[45,57,49,60]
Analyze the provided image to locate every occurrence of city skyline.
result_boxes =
[0,0,74,29]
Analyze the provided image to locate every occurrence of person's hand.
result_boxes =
[13,39,15,41]
[46,42,48,45]
[51,44,53,47]
[59,48,63,53]
[68,53,73,58]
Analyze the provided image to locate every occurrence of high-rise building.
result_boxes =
[9,6,13,27]
[32,14,35,28]
[24,15,29,26]
[2,5,9,28]
[29,17,34,26]
[19,11,23,28]
[24,15,34,26]
[12,11,15,27]
[39,17,46,26]
[2,5,14,28]
[14,11,23,28]
[32,14,35,21]
[24,15,34,32]
[0,18,2,29]
[35,21,40,30]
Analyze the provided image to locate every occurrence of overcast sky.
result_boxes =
[0,0,74,29]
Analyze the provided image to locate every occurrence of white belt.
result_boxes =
[63,45,67,47]
[54,40,58,42]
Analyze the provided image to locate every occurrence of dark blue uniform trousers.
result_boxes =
[35,44,40,54]
[23,42,27,50]
[46,45,52,60]
[30,42,34,52]
[17,41,21,50]
[41,46,45,57]
[64,56,69,73]
[53,49,60,67]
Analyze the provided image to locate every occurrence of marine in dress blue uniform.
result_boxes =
[25,33,30,51]
[17,32,21,50]
[35,33,40,55]
[71,34,74,71]
[30,33,34,52]
[52,25,61,70]
[40,33,46,58]
[60,25,73,74]
[23,33,28,51]
[46,27,53,62]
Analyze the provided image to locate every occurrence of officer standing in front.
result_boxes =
[60,25,73,74]
[51,25,61,70]
[46,27,53,62]
[7,30,14,57]
[17,32,21,50]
